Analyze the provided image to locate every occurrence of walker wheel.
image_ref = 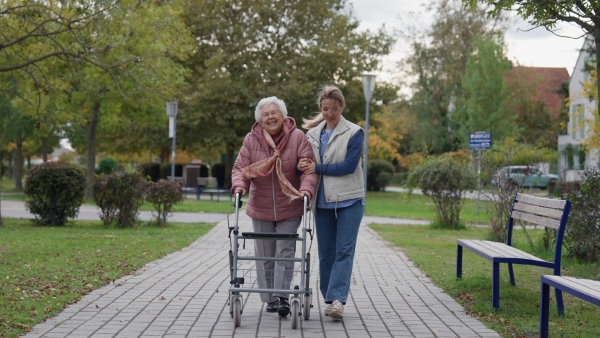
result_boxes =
[232,297,242,328]
[290,298,300,329]
[302,293,311,320]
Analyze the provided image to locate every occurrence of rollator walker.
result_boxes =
[228,193,313,329]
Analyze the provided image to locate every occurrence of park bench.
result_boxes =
[196,177,231,201]
[167,176,195,197]
[539,275,600,337]
[456,193,572,312]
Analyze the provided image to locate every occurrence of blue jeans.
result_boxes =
[315,200,363,304]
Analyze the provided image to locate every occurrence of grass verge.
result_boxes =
[369,223,600,338]
[365,191,491,225]
[0,218,215,338]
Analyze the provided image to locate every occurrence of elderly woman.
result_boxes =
[231,96,317,317]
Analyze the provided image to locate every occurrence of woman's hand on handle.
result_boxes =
[234,188,246,197]
[300,190,312,202]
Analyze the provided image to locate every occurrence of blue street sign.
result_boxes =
[469,132,492,150]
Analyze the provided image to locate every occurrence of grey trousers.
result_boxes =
[251,216,302,302]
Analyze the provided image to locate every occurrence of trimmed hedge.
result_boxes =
[24,161,86,226]
[146,179,184,226]
[93,172,148,227]
[367,160,395,191]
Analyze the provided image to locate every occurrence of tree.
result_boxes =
[0,1,178,102]
[402,0,508,153]
[505,66,567,148]
[462,0,600,132]
[178,0,394,188]
[363,105,403,163]
[17,0,194,198]
[0,89,37,192]
[454,35,516,147]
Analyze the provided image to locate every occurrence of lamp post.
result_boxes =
[362,73,376,192]
[166,101,178,181]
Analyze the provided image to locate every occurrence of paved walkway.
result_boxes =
[3,200,500,338]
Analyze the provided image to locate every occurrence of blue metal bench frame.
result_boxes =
[456,193,571,312]
[196,177,232,201]
[167,176,195,197]
[540,275,600,337]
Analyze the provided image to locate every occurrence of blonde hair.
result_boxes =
[302,85,345,129]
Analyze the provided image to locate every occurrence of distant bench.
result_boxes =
[167,176,195,197]
[456,193,572,312]
[540,275,600,337]
[196,177,231,201]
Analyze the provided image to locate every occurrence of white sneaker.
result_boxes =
[328,300,344,319]
[324,303,333,316]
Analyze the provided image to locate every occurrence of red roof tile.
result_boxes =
[506,66,569,118]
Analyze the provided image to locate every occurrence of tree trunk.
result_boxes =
[0,152,4,226]
[15,134,23,191]
[224,144,235,190]
[42,139,48,162]
[594,27,600,128]
[6,152,13,179]
[0,183,3,227]
[85,103,100,199]
[159,146,169,164]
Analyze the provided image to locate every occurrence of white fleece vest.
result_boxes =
[306,116,365,209]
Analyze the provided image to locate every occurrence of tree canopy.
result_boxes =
[177,0,395,187]
[401,0,508,153]
[462,0,600,134]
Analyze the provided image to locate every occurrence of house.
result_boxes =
[506,66,570,119]
[557,35,600,180]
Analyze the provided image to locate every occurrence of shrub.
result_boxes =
[564,164,600,262]
[407,154,476,229]
[95,157,118,175]
[146,179,184,226]
[547,179,560,196]
[141,163,162,182]
[93,171,148,227]
[367,160,395,191]
[478,138,557,243]
[24,161,86,226]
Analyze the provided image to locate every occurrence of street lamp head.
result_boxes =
[166,101,178,117]
[362,73,376,102]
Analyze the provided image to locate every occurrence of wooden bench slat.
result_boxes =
[540,275,600,337]
[511,210,561,229]
[458,239,547,262]
[543,276,600,301]
[512,202,565,220]
[516,193,566,209]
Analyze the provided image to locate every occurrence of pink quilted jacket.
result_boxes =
[231,117,317,221]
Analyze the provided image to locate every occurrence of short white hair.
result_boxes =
[254,96,288,122]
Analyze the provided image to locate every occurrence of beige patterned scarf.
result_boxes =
[242,124,303,200]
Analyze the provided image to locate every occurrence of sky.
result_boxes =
[349,0,587,84]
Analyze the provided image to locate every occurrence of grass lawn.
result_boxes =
[365,190,492,225]
[369,224,600,338]
[139,197,233,213]
[0,218,215,338]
